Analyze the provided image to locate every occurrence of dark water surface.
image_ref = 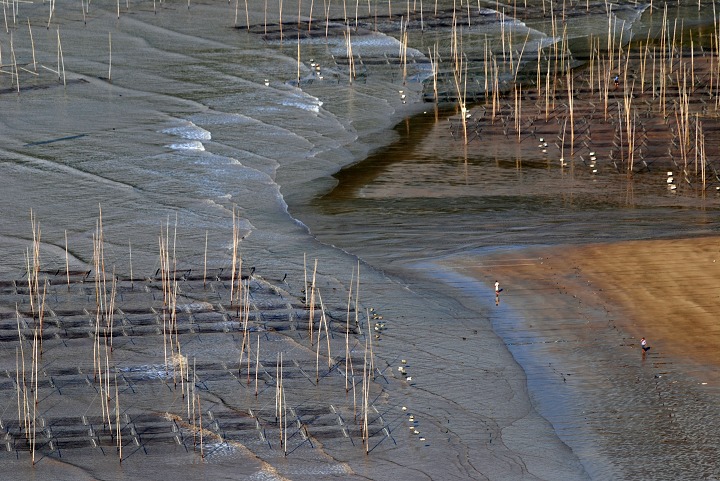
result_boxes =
[295,101,720,480]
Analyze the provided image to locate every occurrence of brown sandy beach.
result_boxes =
[440,236,720,479]
[459,236,720,381]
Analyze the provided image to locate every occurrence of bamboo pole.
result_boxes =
[108,32,112,81]
[567,67,574,155]
[230,207,238,306]
[297,0,302,85]
[278,353,283,447]
[31,327,37,465]
[279,0,283,41]
[16,308,29,439]
[255,334,260,396]
[309,0,314,30]
[319,290,332,369]
[275,353,280,422]
[325,0,331,37]
[198,393,204,459]
[16,346,21,430]
[47,0,53,28]
[315,294,321,382]
[10,33,19,93]
[363,342,369,453]
[64,230,70,289]
[283,365,287,455]
[345,267,354,392]
[246,307,252,384]
[27,19,37,71]
[115,372,122,460]
[309,259,317,346]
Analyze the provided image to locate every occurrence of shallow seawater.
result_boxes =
[302,107,720,269]
[299,113,720,479]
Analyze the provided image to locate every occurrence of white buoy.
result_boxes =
[264,79,269,86]
[667,177,674,183]
[667,171,673,176]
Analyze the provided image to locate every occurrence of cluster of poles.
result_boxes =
[438,1,720,192]
[12,205,385,463]
[14,210,46,465]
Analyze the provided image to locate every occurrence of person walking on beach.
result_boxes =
[641,337,650,352]
[495,280,500,294]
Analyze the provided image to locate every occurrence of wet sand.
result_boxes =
[4,0,720,478]
[438,236,720,479]
[463,237,720,369]
[0,0,595,475]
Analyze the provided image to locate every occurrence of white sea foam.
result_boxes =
[166,141,206,151]
[280,98,323,113]
[162,122,212,140]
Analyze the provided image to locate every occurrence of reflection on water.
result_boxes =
[305,104,720,271]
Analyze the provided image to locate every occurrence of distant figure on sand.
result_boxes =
[641,337,650,352]
[613,75,620,89]
[495,280,500,294]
